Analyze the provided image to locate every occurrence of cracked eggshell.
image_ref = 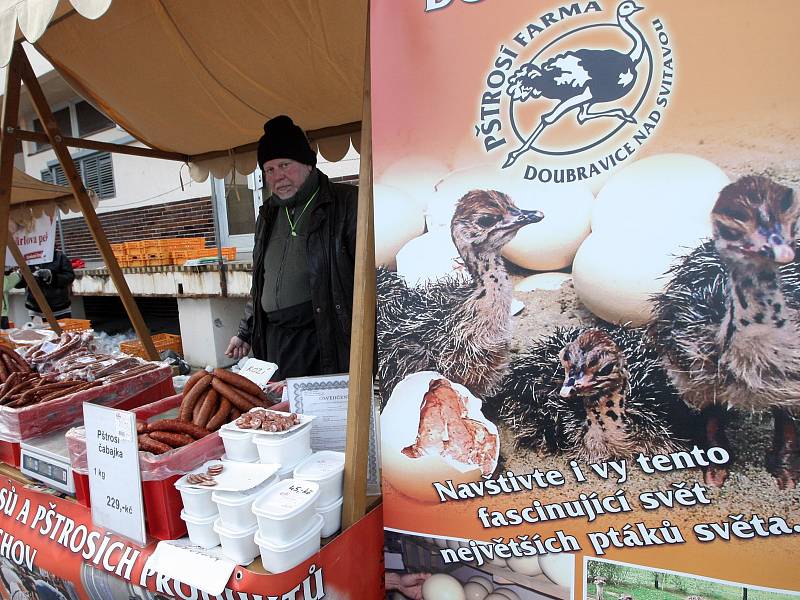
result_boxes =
[506,555,543,576]
[538,552,575,588]
[374,184,426,269]
[396,230,469,287]
[591,153,729,235]
[463,582,490,600]
[376,156,449,212]
[381,371,500,503]
[422,574,466,600]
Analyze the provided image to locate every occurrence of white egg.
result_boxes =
[376,156,449,211]
[467,576,493,593]
[463,582,490,600]
[428,164,503,230]
[374,184,426,269]
[506,555,543,576]
[492,590,521,600]
[396,231,469,287]
[502,182,594,271]
[573,228,706,326]
[591,153,729,235]
[538,552,575,588]
[381,372,500,503]
[422,573,466,600]
[484,594,512,600]
[514,272,573,292]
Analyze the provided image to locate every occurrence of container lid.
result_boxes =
[316,495,344,512]
[212,474,278,507]
[252,425,311,447]
[219,427,252,440]
[277,449,313,477]
[293,451,345,482]
[252,478,320,521]
[254,514,323,552]
[213,517,258,538]
[175,460,279,492]
[180,509,217,526]
[221,409,315,438]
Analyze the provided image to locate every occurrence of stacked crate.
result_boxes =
[109,238,237,267]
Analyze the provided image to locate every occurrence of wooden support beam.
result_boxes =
[0,45,24,316]
[8,240,62,334]
[342,18,375,530]
[15,45,159,360]
[12,129,188,162]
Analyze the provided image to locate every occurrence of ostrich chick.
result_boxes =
[650,175,800,488]
[497,328,687,463]
[377,190,543,399]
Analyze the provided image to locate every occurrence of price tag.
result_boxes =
[83,403,146,545]
[238,358,278,388]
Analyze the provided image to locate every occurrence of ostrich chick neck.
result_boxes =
[453,252,513,348]
[578,378,635,462]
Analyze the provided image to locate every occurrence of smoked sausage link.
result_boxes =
[179,373,213,422]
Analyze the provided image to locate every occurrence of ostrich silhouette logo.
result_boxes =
[502,0,650,168]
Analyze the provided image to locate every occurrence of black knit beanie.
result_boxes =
[257,115,317,168]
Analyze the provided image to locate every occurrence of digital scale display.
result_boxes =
[22,454,67,485]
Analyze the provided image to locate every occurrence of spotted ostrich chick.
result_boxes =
[496,327,688,462]
[377,189,544,400]
[649,175,800,488]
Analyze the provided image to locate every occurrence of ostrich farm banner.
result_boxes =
[371,1,800,599]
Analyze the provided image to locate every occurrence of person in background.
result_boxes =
[15,250,75,320]
[1,269,21,329]
[226,115,358,380]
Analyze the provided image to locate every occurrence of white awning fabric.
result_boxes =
[8,166,96,228]
[2,0,366,180]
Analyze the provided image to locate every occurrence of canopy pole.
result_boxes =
[8,240,62,333]
[0,45,24,318]
[342,10,375,530]
[15,43,158,360]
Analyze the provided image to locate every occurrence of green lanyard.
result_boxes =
[285,187,320,237]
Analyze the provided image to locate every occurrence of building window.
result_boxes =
[75,100,114,137]
[32,107,72,152]
[41,152,115,199]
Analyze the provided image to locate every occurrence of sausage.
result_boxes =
[212,369,267,401]
[0,359,9,383]
[40,382,97,402]
[0,376,35,402]
[0,345,30,372]
[192,390,206,423]
[183,369,209,397]
[179,373,213,421]
[270,400,290,413]
[210,377,256,413]
[1,354,17,375]
[0,372,19,397]
[205,398,232,431]
[149,431,194,448]
[136,421,147,435]
[230,408,241,420]
[147,418,210,439]
[193,388,219,429]
[138,434,171,455]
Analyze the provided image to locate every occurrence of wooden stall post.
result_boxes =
[15,44,158,360]
[8,241,62,333]
[342,25,375,530]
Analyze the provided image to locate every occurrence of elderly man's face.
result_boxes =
[262,158,312,200]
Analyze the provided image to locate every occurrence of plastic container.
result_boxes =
[254,514,324,574]
[180,510,220,549]
[253,425,311,467]
[317,495,343,538]
[219,427,259,463]
[178,485,218,519]
[213,519,260,565]
[277,449,312,480]
[212,475,278,530]
[252,479,320,544]
[293,451,345,506]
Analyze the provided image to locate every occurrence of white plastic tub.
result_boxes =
[255,514,324,574]
[180,510,220,548]
[213,519,260,565]
[252,479,320,543]
[277,449,312,480]
[253,425,312,467]
[219,427,259,462]
[317,495,343,538]
[177,484,218,519]
[212,475,278,530]
[293,451,345,505]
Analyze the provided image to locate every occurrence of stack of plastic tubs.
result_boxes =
[293,451,345,537]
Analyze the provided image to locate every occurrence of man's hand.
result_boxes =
[225,335,251,359]
[34,268,52,284]
[385,572,431,600]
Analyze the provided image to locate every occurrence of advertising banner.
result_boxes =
[5,214,58,267]
[372,1,800,598]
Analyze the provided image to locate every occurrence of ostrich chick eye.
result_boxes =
[780,190,795,212]
[716,223,744,242]
[476,214,500,228]
[597,362,614,377]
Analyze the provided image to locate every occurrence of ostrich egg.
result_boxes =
[429,164,504,230]
[396,231,469,287]
[514,272,573,292]
[376,156,449,211]
[467,576,493,593]
[463,582,490,600]
[381,371,500,503]
[538,552,575,588]
[374,184,426,269]
[572,228,706,326]
[591,153,730,235]
[422,574,466,600]
[493,590,521,600]
[506,555,543,576]
[502,183,594,271]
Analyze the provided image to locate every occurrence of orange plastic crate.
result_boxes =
[120,333,183,359]
[57,318,91,332]
[123,240,148,252]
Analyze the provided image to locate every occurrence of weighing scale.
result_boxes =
[19,427,75,494]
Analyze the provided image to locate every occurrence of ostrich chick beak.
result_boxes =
[519,209,545,225]
[768,234,795,264]
[630,3,644,12]
[559,378,575,398]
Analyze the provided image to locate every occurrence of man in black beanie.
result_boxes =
[226,115,358,379]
